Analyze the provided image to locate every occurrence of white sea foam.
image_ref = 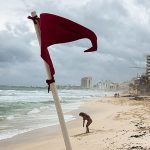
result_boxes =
[27,108,41,114]
[0,116,4,121]
[0,129,28,140]
[6,115,15,120]
[40,106,50,110]
[0,128,41,141]
[0,114,75,140]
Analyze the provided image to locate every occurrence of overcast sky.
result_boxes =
[0,0,150,86]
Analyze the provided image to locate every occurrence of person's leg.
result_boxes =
[86,126,89,133]
[86,120,92,133]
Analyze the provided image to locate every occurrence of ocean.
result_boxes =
[0,86,113,140]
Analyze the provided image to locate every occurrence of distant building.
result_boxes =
[56,85,81,89]
[133,74,149,95]
[94,80,119,91]
[129,54,150,96]
[81,77,92,89]
[146,55,150,80]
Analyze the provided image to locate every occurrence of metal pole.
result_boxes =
[30,11,72,150]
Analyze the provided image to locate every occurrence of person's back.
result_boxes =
[79,112,92,133]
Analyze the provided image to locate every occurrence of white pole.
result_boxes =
[30,11,72,150]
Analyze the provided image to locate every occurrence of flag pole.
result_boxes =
[30,11,72,150]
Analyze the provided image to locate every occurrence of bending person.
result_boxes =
[79,112,92,133]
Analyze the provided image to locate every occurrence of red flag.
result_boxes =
[28,13,97,92]
[39,13,97,80]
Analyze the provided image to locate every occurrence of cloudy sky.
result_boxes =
[0,0,150,86]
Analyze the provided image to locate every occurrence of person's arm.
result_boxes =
[83,119,85,127]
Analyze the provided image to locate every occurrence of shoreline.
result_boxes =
[0,96,101,142]
[0,98,87,142]
[0,97,100,147]
[0,88,108,142]
[1,96,150,149]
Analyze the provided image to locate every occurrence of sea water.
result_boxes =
[0,86,113,140]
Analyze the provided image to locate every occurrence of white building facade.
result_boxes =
[81,77,92,89]
[95,80,119,91]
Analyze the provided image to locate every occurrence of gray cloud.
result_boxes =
[0,23,34,64]
[136,0,150,8]
[0,0,149,86]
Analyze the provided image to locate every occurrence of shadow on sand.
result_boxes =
[72,129,103,138]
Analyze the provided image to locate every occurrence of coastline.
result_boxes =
[0,88,108,142]
[1,96,150,149]
[0,97,100,149]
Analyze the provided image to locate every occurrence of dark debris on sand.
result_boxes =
[127,146,146,150]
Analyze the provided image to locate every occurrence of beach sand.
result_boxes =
[1,96,150,150]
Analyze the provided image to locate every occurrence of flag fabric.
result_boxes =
[39,13,97,82]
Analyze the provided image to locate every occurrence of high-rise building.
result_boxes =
[146,55,150,80]
[81,77,92,89]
